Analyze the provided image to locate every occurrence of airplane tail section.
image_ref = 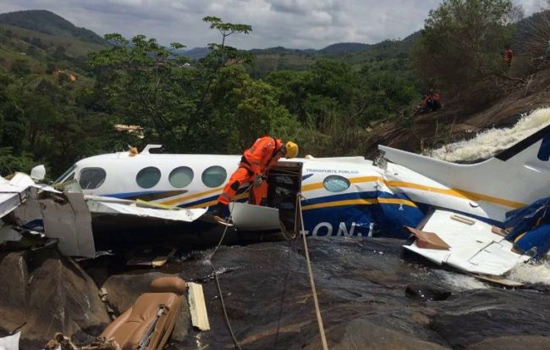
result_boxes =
[379,123,550,220]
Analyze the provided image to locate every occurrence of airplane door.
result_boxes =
[266,161,303,236]
[229,161,302,238]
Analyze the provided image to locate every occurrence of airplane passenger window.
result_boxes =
[136,166,161,189]
[202,166,227,188]
[323,175,350,192]
[169,166,194,188]
[79,168,107,190]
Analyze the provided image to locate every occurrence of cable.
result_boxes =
[298,193,330,350]
[273,238,293,350]
[209,205,243,350]
[212,261,243,350]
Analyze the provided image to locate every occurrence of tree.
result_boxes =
[413,0,519,94]
[89,33,193,150]
[88,17,267,154]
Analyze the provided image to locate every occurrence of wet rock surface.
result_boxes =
[164,238,550,350]
[2,238,550,349]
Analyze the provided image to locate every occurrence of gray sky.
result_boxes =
[0,0,543,50]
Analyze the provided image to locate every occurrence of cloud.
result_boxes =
[0,0,541,50]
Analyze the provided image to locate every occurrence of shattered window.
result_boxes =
[169,166,194,188]
[136,167,161,189]
[323,175,350,193]
[202,166,227,188]
[54,164,76,184]
[79,168,106,190]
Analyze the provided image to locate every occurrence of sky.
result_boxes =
[0,0,545,50]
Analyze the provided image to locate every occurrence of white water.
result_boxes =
[427,107,550,162]
[508,261,550,285]
[435,271,490,290]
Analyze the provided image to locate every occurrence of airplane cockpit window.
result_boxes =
[323,175,351,192]
[202,166,227,188]
[54,165,76,184]
[79,168,107,190]
[136,166,161,189]
[169,166,194,188]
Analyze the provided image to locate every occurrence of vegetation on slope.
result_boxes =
[0,0,548,177]
[0,10,105,45]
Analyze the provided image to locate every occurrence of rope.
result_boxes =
[273,238,294,349]
[298,193,329,350]
[209,206,243,350]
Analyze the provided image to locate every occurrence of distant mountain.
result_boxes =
[0,10,105,45]
[181,43,368,60]
[181,47,211,60]
[178,35,418,63]
[317,42,369,55]
[249,46,316,56]
[343,31,421,64]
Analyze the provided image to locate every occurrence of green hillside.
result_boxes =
[0,12,107,85]
[0,10,105,45]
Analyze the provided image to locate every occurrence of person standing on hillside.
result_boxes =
[212,136,299,223]
[504,46,514,67]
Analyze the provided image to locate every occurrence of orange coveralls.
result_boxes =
[218,136,284,206]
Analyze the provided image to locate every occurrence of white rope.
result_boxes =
[298,193,329,350]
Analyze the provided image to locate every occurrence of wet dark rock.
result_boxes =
[430,289,550,349]
[316,318,449,350]
[161,238,550,350]
[406,283,452,301]
[3,237,550,350]
[465,336,550,350]
[0,252,28,333]
[0,248,110,349]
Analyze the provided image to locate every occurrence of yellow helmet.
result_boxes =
[285,141,299,158]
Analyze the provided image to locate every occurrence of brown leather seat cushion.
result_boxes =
[101,277,186,350]
[150,277,187,295]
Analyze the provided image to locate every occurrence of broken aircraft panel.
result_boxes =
[403,210,531,277]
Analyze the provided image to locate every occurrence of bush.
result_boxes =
[11,59,31,76]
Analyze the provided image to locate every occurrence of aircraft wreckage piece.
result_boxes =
[0,331,20,350]
[40,191,96,258]
[404,210,531,277]
[85,195,207,222]
[229,202,281,231]
[0,173,37,219]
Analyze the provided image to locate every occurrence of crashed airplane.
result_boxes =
[4,124,550,280]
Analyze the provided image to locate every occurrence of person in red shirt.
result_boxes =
[417,89,441,114]
[505,46,514,67]
[213,137,299,222]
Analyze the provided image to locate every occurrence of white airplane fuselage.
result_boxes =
[57,130,550,238]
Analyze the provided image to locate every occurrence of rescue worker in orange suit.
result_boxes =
[212,137,299,222]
